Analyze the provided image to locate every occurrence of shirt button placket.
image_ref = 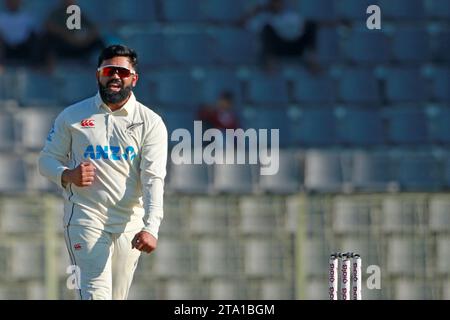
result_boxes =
[109,115,114,139]
[104,114,108,141]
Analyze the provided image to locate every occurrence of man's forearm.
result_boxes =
[38,152,70,189]
[61,169,71,188]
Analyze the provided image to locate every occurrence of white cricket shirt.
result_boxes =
[38,92,168,238]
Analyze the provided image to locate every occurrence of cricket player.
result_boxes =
[38,45,168,299]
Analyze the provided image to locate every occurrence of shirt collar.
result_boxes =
[94,91,136,116]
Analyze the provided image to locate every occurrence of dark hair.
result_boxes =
[97,44,138,71]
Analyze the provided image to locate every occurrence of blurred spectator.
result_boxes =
[198,91,240,131]
[43,0,105,68]
[0,0,40,67]
[240,0,319,72]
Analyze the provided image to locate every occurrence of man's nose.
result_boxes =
[111,72,121,79]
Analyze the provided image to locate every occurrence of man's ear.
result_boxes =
[132,73,139,87]
[95,70,100,81]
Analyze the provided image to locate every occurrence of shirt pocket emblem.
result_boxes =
[126,122,144,134]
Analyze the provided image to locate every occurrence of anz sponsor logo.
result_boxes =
[83,145,137,161]
[47,124,55,142]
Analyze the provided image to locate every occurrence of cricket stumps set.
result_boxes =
[329,252,362,300]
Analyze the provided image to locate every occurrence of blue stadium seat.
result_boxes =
[189,198,235,237]
[260,280,291,300]
[337,108,385,146]
[351,151,394,192]
[22,0,58,24]
[381,197,422,234]
[161,0,203,22]
[243,239,284,277]
[445,158,450,189]
[198,239,239,277]
[240,108,291,147]
[0,111,16,151]
[122,33,168,67]
[0,70,15,100]
[291,69,336,104]
[384,107,429,145]
[0,154,27,193]
[301,238,328,277]
[18,72,60,106]
[167,160,210,194]
[80,0,156,26]
[341,238,379,268]
[247,73,289,105]
[201,0,245,23]
[159,109,195,146]
[433,30,450,62]
[0,199,48,234]
[396,154,443,191]
[436,237,450,276]
[338,68,380,104]
[291,108,337,146]
[239,197,284,234]
[77,0,115,26]
[212,28,259,65]
[258,150,302,194]
[333,198,372,234]
[19,108,59,150]
[165,281,205,299]
[200,69,242,104]
[396,280,432,300]
[427,0,450,19]
[152,239,195,277]
[385,68,427,103]
[428,107,450,144]
[386,236,425,276]
[59,70,96,105]
[213,163,255,194]
[429,197,450,233]
[108,0,157,23]
[378,0,425,20]
[294,0,337,21]
[209,280,245,300]
[336,0,380,21]
[133,75,158,107]
[343,28,390,64]
[154,70,201,108]
[432,67,450,103]
[165,31,214,65]
[316,27,340,64]
[391,27,430,63]
[304,150,343,192]
[26,153,55,193]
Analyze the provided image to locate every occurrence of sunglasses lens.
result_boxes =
[100,67,132,78]
[100,67,113,77]
[117,68,131,78]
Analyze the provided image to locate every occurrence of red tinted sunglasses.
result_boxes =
[97,65,136,78]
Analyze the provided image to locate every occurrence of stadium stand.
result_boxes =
[429,196,450,233]
[349,150,395,191]
[0,0,449,300]
[336,107,385,146]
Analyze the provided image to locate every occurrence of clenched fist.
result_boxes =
[132,231,157,254]
[62,162,96,188]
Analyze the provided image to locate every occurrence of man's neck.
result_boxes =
[105,93,131,112]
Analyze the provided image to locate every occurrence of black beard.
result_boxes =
[98,80,132,105]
